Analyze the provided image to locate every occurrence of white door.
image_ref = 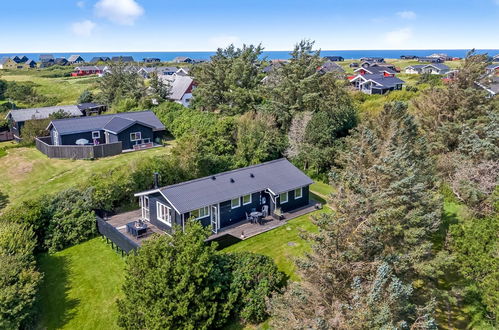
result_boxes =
[211,205,218,234]
[141,196,150,221]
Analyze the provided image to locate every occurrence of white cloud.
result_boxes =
[76,1,85,8]
[384,27,413,45]
[71,20,96,37]
[397,11,416,19]
[209,35,241,48]
[94,0,144,25]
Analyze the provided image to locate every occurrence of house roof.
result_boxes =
[48,110,165,135]
[136,158,313,213]
[425,63,450,71]
[112,56,134,62]
[68,55,84,62]
[6,105,84,122]
[0,57,10,65]
[354,74,405,88]
[319,61,345,73]
[25,59,36,65]
[406,64,426,70]
[486,64,499,70]
[168,76,194,101]
[39,54,54,61]
[355,66,397,75]
[173,56,192,62]
[75,66,100,71]
[90,57,110,63]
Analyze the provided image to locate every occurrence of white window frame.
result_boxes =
[130,132,142,142]
[294,187,303,199]
[242,194,252,205]
[279,192,288,204]
[92,131,100,139]
[191,206,210,219]
[231,197,241,209]
[156,202,172,226]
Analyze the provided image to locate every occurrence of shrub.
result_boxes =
[78,90,94,104]
[0,221,42,329]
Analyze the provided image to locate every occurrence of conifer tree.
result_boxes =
[271,102,441,329]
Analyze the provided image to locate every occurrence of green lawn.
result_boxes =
[310,181,333,197]
[0,70,98,106]
[0,144,173,209]
[224,207,328,281]
[37,238,125,330]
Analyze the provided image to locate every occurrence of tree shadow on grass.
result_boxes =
[0,190,9,211]
[37,254,80,329]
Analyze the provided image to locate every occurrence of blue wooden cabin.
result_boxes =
[134,158,314,234]
[46,111,165,150]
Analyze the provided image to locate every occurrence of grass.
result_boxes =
[224,206,328,281]
[37,238,125,330]
[310,181,333,197]
[0,143,173,209]
[0,69,99,106]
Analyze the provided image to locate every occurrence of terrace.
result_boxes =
[97,199,321,253]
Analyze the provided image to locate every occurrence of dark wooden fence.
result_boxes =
[96,216,139,254]
[0,131,13,141]
[36,137,122,159]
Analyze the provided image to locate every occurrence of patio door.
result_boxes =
[211,205,218,234]
[141,196,150,221]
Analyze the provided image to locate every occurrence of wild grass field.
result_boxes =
[0,144,173,210]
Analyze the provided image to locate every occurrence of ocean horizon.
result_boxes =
[1,49,498,62]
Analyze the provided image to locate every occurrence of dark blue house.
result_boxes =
[46,111,165,151]
[134,158,314,234]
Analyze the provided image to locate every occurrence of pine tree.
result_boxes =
[271,102,441,329]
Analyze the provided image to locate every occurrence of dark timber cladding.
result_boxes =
[135,158,314,233]
[35,137,122,159]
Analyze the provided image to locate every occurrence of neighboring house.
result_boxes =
[421,63,450,75]
[324,56,344,62]
[10,56,21,63]
[143,58,161,63]
[318,61,345,74]
[400,55,418,59]
[54,58,69,66]
[112,56,135,62]
[350,74,405,94]
[475,77,499,97]
[172,56,194,63]
[165,75,195,107]
[360,57,384,63]
[175,67,190,76]
[349,62,359,68]
[418,56,443,63]
[68,55,85,64]
[138,66,178,78]
[24,59,37,68]
[72,66,104,76]
[46,111,165,150]
[493,54,499,62]
[429,53,451,61]
[0,57,19,69]
[405,64,426,74]
[5,105,85,140]
[354,65,396,77]
[90,56,111,63]
[485,64,499,75]
[133,158,313,234]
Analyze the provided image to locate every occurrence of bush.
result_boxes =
[224,252,285,323]
[0,221,42,329]
[78,90,94,104]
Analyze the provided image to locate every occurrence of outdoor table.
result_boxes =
[126,221,148,237]
[250,211,263,224]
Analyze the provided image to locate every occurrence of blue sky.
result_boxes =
[0,0,498,52]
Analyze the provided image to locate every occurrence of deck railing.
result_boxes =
[96,216,139,254]
[35,136,122,159]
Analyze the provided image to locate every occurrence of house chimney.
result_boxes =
[153,172,159,188]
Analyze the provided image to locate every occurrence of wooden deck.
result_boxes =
[105,209,165,245]
[207,200,319,244]
[102,200,320,249]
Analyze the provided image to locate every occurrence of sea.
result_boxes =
[1,49,498,62]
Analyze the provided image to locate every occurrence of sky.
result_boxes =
[0,0,498,52]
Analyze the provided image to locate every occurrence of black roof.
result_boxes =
[136,158,313,213]
[90,56,111,63]
[48,110,165,135]
[112,56,134,62]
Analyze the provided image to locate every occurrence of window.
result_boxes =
[156,202,171,225]
[191,206,210,219]
[231,197,240,209]
[279,192,288,204]
[92,131,100,139]
[294,188,303,199]
[242,194,252,205]
[130,132,142,141]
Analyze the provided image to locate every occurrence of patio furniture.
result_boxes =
[250,211,263,225]
[126,220,148,238]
